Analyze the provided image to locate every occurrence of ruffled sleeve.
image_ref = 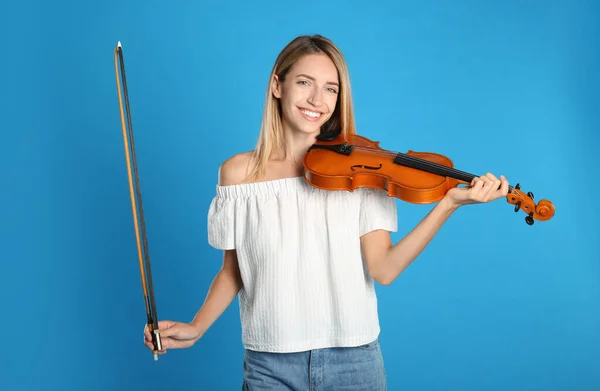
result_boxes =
[358,188,398,236]
[207,187,238,250]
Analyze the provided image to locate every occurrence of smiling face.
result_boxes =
[272,53,340,136]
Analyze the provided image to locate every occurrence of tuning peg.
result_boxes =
[514,201,521,212]
[527,191,534,200]
[515,183,521,190]
[525,212,534,226]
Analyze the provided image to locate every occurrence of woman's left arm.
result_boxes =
[361,173,509,286]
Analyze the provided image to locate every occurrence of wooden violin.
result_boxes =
[303,129,555,225]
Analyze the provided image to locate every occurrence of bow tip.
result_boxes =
[117,40,122,48]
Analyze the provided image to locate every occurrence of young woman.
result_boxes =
[144,34,508,389]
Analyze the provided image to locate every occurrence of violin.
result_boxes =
[303,129,555,225]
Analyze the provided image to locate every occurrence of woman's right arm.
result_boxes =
[145,154,250,354]
[189,153,250,335]
[190,249,243,337]
[144,249,242,353]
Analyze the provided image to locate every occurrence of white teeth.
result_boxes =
[301,109,321,118]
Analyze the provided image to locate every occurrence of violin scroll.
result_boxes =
[505,183,555,225]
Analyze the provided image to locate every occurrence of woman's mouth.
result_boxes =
[298,108,322,122]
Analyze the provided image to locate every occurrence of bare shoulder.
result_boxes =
[218,152,254,186]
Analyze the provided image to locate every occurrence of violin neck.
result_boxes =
[393,152,477,184]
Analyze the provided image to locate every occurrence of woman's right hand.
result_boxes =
[144,320,203,354]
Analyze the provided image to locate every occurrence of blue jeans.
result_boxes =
[242,339,386,390]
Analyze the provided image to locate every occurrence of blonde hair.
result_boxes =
[246,34,356,181]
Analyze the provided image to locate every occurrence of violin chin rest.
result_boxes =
[317,128,341,141]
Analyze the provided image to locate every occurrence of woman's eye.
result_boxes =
[298,80,309,86]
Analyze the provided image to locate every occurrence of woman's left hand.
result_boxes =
[444,172,509,208]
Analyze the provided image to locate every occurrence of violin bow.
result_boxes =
[114,41,162,360]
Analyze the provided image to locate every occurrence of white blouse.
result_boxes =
[207,176,397,353]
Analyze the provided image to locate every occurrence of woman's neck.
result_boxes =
[275,127,319,165]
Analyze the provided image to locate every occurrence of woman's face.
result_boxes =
[273,53,340,136]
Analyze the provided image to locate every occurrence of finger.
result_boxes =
[499,175,509,195]
[480,174,493,187]
[159,324,179,338]
[484,175,501,198]
[469,175,490,201]
[144,328,156,341]
[477,175,491,194]
[477,176,491,194]
[494,179,502,192]
[145,340,164,353]
[484,172,501,191]
[471,177,484,189]
[157,320,177,332]
[155,337,179,351]
[145,338,168,354]
[145,320,174,339]
[485,172,498,182]
[488,175,508,198]
[144,321,166,335]
[494,176,504,193]
[485,182,498,201]
[482,173,496,189]
[484,176,508,201]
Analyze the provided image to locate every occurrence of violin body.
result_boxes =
[303,129,555,225]
[304,132,462,204]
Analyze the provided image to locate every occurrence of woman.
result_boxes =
[144,34,508,389]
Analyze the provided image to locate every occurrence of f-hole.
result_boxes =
[350,163,382,171]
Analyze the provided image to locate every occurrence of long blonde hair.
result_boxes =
[246,34,357,182]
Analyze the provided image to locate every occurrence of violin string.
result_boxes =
[394,153,476,182]
[351,145,478,183]
[115,43,160,355]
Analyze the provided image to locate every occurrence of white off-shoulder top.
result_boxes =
[207,176,397,353]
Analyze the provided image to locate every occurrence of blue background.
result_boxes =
[1,0,599,390]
